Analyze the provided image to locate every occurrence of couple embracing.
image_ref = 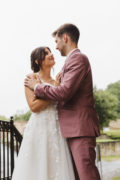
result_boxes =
[12,23,101,180]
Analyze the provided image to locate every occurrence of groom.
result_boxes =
[24,23,101,180]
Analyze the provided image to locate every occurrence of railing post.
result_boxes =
[0,118,22,179]
[10,116,14,177]
[96,144,103,180]
[96,144,101,162]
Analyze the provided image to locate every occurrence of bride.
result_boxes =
[12,46,75,180]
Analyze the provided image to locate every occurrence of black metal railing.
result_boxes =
[0,117,23,180]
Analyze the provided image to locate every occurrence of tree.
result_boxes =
[14,111,32,121]
[94,89,118,129]
[106,81,120,117]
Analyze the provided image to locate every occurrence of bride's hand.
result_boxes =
[55,72,61,86]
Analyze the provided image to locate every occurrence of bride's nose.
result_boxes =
[50,53,53,57]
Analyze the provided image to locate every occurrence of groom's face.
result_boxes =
[55,35,66,56]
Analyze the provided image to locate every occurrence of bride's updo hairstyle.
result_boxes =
[31,47,51,73]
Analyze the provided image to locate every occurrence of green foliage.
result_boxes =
[106,81,120,116]
[14,111,32,121]
[94,89,118,129]
[0,115,9,121]
[103,130,120,140]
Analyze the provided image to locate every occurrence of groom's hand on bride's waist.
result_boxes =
[24,74,42,90]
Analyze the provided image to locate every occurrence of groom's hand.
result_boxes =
[24,75,41,90]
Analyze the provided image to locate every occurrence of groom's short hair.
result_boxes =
[52,23,80,44]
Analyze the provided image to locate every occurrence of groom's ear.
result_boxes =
[63,34,68,43]
[35,60,38,65]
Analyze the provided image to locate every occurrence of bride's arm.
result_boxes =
[25,72,60,112]
[25,86,50,113]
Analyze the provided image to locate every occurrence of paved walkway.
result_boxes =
[102,159,120,180]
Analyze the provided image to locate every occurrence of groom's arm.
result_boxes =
[34,53,90,102]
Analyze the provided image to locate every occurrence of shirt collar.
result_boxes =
[66,48,79,59]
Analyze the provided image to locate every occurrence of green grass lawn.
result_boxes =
[97,129,120,142]
[96,138,118,143]
[103,130,120,139]
[112,176,120,180]
[102,155,120,161]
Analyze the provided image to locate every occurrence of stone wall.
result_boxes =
[14,121,27,135]
[97,141,120,156]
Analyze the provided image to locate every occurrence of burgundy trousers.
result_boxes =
[67,137,101,180]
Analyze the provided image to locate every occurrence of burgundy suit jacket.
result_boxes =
[34,49,100,138]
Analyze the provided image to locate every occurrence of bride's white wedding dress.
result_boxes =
[12,83,75,180]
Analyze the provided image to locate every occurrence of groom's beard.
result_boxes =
[60,48,66,56]
[61,51,66,56]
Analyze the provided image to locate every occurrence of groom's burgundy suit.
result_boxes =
[34,49,101,180]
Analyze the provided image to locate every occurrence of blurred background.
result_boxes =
[0,0,120,179]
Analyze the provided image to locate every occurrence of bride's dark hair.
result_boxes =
[31,47,51,72]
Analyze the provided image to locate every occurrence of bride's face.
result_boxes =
[42,48,55,69]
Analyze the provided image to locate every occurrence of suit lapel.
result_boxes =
[60,49,81,81]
